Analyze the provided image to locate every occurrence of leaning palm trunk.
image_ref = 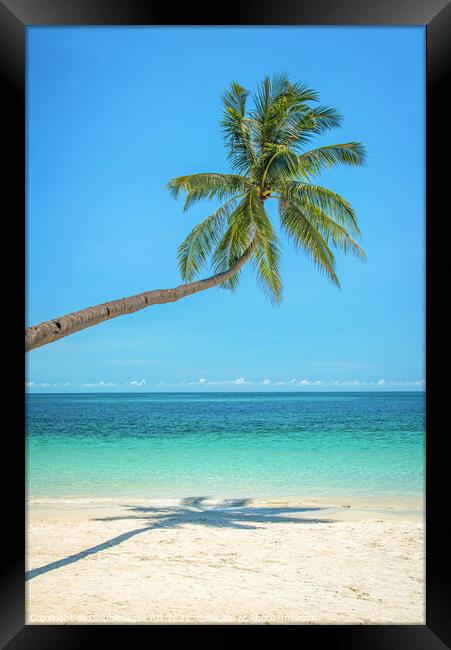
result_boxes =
[25,238,256,352]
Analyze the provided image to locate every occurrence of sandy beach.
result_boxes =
[26,496,424,624]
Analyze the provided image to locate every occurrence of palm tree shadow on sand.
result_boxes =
[26,497,334,581]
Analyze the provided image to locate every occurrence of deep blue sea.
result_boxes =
[26,392,425,502]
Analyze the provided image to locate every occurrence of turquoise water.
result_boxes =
[26,392,425,501]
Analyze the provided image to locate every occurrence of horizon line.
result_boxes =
[26,389,426,395]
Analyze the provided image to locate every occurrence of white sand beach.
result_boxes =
[26,496,425,624]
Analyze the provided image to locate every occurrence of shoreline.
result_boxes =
[27,493,424,518]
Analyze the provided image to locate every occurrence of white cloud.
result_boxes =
[81,381,118,388]
[25,377,426,391]
[178,377,252,387]
[146,377,425,390]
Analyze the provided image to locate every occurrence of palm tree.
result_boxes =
[25,74,366,352]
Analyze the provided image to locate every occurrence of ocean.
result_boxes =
[26,392,425,503]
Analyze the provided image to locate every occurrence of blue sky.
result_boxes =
[26,26,425,392]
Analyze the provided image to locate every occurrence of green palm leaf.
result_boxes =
[297,142,366,177]
[278,181,361,236]
[297,201,366,260]
[177,197,241,282]
[212,195,255,289]
[221,82,256,174]
[294,105,342,138]
[252,74,319,156]
[167,173,249,211]
[279,197,340,287]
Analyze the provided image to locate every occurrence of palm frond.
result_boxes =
[261,142,365,183]
[221,82,256,173]
[252,74,319,156]
[259,143,302,184]
[294,105,342,138]
[299,202,366,260]
[286,79,320,103]
[177,197,240,281]
[167,173,249,211]
[265,104,342,154]
[279,197,340,287]
[212,194,255,290]
[278,181,361,236]
[296,142,366,177]
[251,212,283,303]
[253,74,318,125]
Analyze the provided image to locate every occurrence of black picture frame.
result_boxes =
[1,1,449,647]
